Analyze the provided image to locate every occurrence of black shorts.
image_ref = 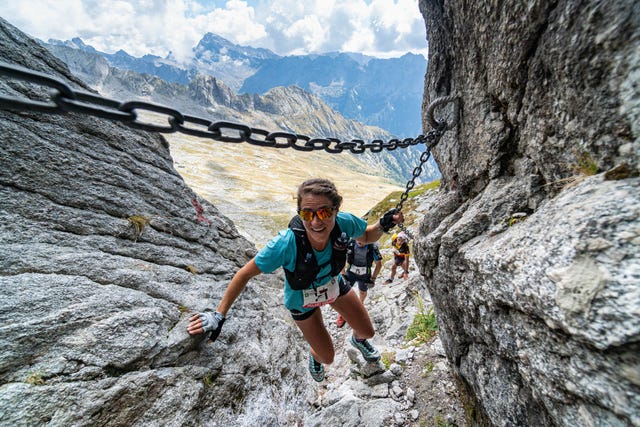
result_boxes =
[290,276,352,321]
[344,271,371,292]
[394,255,407,266]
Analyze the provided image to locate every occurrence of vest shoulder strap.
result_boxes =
[284,215,347,290]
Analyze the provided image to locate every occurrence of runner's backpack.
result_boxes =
[346,240,375,268]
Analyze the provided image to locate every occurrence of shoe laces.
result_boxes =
[310,356,322,371]
[360,339,375,353]
[354,337,375,353]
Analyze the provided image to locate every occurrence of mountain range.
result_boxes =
[41,32,439,185]
[46,33,428,139]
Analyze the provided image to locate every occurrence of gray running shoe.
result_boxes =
[308,353,325,382]
[350,335,381,362]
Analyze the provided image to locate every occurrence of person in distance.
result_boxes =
[336,238,382,328]
[384,231,410,284]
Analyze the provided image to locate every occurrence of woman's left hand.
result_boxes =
[392,210,404,225]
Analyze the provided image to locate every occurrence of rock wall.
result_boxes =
[416,1,639,426]
[0,18,313,426]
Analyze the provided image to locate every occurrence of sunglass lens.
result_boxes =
[298,207,333,221]
[316,207,333,220]
[299,210,313,221]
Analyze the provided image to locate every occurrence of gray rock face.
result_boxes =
[417,1,639,426]
[0,18,313,426]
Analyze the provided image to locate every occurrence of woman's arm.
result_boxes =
[360,210,404,244]
[371,259,382,281]
[216,259,262,316]
[402,255,410,274]
[187,258,262,335]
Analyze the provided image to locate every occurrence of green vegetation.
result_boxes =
[434,413,456,427]
[507,213,527,227]
[408,179,441,198]
[421,360,435,378]
[127,215,150,241]
[546,149,599,192]
[381,350,396,370]
[364,180,440,222]
[178,305,190,313]
[573,149,598,176]
[203,373,214,388]
[25,372,46,386]
[363,180,440,247]
[406,293,438,344]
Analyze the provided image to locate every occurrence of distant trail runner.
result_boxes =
[187,178,404,382]
[336,238,382,328]
[385,231,410,284]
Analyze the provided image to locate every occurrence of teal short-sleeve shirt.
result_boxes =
[254,212,367,313]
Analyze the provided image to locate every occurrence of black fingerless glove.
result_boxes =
[200,311,226,342]
[379,208,398,232]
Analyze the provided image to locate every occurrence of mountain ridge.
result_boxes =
[41,38,439,187]
[43,32,430,139]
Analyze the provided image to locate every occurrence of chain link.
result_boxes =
[0,61,459,237]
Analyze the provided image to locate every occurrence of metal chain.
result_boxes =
[0,61,460,239]
[393,96,459,239]
[0,61,453,155]
[393,130,441,240]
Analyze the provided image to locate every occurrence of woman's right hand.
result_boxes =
[187,311,225,342]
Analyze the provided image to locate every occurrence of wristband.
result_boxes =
[200,311,226,342]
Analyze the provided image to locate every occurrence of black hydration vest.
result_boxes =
[346,240,375,268]
[283,215,348,290]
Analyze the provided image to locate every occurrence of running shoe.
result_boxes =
[350,335,381,362]
[384,278,393,284]
[336,314,346,328]
[308,353,325,382]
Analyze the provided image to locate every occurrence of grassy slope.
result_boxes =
[361,180,441,265]
[166,132,408,246]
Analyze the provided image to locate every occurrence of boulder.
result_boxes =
[0,17,311,426]
[416,1,639,425]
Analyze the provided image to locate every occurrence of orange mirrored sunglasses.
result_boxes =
[298,206,335,221]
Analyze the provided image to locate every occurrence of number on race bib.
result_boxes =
[302,278,340,308]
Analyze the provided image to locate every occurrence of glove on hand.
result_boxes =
[379,208,399,232]
[200,311,225,342]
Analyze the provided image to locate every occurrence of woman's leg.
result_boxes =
[295,308,335,364]
[359,289,367,303]
[331,288,375,340]
[357,281,368,303]
[390,262,397,280]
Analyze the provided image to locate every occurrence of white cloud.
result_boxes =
[0,0,428,60]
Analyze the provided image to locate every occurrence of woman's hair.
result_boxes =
[297,178,343,210]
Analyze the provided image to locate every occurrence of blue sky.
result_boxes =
[0,0,428,62]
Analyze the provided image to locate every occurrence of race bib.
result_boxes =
[349,265,368,276]
[302,277,340,308]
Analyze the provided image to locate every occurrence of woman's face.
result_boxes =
[299,193,337,250]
